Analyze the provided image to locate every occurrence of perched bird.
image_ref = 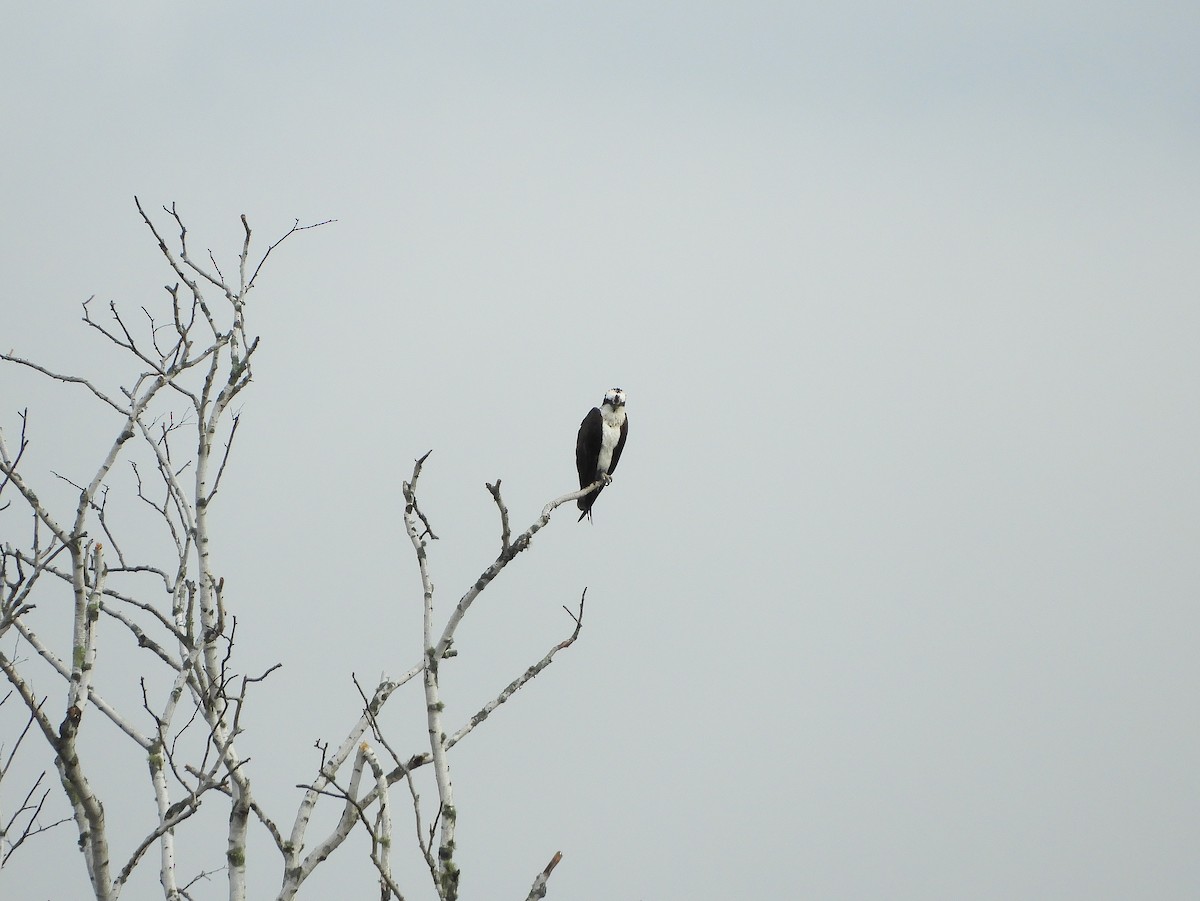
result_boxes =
[575,388,629,522]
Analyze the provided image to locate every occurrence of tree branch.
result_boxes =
[525,851,563,901]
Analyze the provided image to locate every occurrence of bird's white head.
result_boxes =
[603,387,626,409]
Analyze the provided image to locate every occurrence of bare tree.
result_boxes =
[0,200,606,900]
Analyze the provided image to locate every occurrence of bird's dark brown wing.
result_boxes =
[576,407,603,519]
[576,407,602,489]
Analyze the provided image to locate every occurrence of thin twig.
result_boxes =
[485,480,512,551]
[402,450,438,541]
[525,851,564,901]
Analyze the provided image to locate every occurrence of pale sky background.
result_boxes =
[2,3,1199,899]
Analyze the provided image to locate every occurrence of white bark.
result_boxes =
[1,200,578,901]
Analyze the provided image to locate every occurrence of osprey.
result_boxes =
[575,388,629,522]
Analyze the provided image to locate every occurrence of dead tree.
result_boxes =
[0,200,604,900]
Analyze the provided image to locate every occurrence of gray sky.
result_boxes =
[2,3,1198,899]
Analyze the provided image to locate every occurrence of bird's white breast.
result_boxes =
[596,406,625,475]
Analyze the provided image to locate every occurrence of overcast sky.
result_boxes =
[2,3,1198,899]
